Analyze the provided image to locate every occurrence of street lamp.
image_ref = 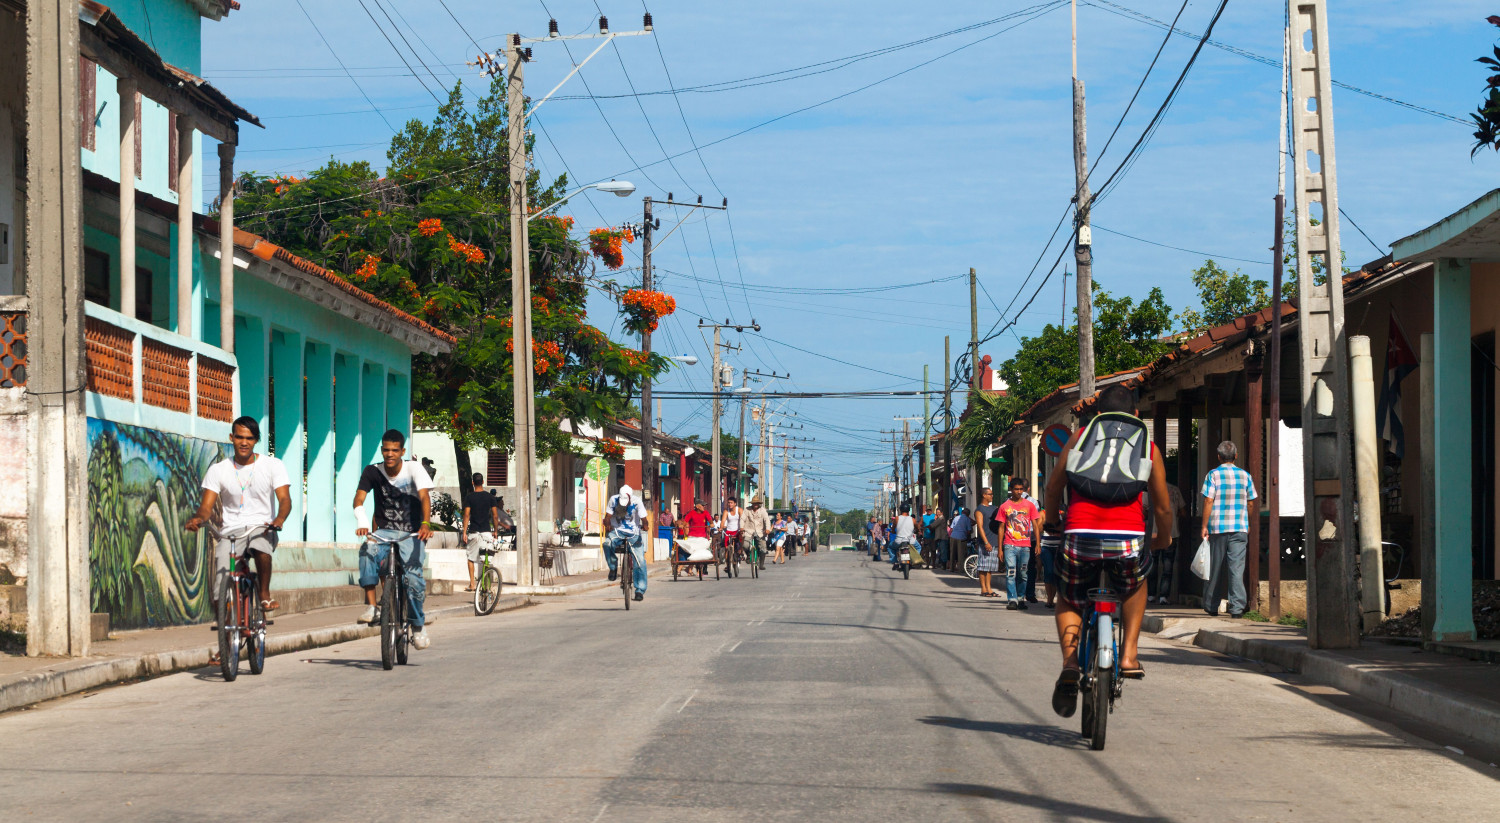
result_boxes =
[527,180,636,222]
[667,355,698,366]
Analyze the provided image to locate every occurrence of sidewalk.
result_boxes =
[1144,607,1500,751]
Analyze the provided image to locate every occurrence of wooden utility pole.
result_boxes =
[923,365,932,510]
[1268,18,1290,621]
[711,324,722,512]
[506,36,539,587]
[1071,0,1096,400]
[640,196,656,541]
[968,268,979,510]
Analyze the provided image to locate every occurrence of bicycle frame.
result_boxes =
[1079,570,1124,699]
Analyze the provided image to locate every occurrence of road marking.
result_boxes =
[728,640,743,653]
[590,804,609,823]
[770,604,784,611]
[678,690,698,713]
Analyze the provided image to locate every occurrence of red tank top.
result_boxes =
[1063,443,1156,536]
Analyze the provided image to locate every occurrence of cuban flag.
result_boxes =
[1376,312,1418,459]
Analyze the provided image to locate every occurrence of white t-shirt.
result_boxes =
[894,515,917,543]
[202,455,291,534]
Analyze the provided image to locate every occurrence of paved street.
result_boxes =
[3,551,1497,822]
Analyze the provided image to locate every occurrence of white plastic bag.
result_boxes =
[1190,538,1211,580]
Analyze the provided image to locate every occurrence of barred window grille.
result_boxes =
[84,317,133,399]
[486,449,509,486]
[141,339,190,413]
[0,313,27,388]
[196,357,235,421]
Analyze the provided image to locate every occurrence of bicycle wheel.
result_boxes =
[1089,664,1110,750]
[380,574,397,671]
[476,565,502,615]
[621,552,634,610]
[247,592,266,675]
[218,577,239,682]
[750,546,759,579]
[395,580,410,666]
[964,554,978,580]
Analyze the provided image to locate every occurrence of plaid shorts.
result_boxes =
[1053,534,1152,610]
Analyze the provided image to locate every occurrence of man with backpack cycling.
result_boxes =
[605,484,648,601]
[1043,384,1172,719]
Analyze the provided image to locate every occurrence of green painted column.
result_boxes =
[361,362,386,465]
[270,328,305,541]
[1431,259,1477,641]
[234,314,268,435]
[334,352,364,540]
[385,371,410,437]
[304,341,335,542]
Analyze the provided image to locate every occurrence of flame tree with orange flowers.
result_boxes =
[231,81,668,497]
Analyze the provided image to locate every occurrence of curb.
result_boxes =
[0,595,532,715]
[1144,615,1500,750]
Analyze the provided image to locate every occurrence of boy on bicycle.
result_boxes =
[352,429,434,650]
[185,416,290,663]
[605,484,647,601]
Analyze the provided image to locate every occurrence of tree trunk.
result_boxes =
[454,440,475,500]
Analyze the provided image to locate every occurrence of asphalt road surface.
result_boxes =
[4,551,1498,822]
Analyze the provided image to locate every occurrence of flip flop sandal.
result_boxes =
[1052,668,1082,718]
[208,650,221,665]
[260,599,280,612]
[463,586,476,592]
[1121,667,1146,680]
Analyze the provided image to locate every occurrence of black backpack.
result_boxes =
[1064,411,1152,504]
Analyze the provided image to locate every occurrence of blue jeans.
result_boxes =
[358,529,426,628]
[605,529,647,594]
[1004,544,1031,601]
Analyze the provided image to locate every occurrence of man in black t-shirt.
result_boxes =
[463,472,500,592]
[352,429,434,648]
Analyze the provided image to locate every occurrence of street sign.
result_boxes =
[1041,424,1071,457]
[585,456,608,482]
[882,482,896,492]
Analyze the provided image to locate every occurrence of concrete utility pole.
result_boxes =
[639,196,657,539]
[1071,0,1096,400]
[1268,18,1290,621]
[1288,0,1359,649]
[759,403,769,504]
[742,370,787,501]
[968,268,979,511]
[781,433,790,508]
[505,36,539,587]
[923,365,932,510]
[699,319,755,510]
[26,0,91,656]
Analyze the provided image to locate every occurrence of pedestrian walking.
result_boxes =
[949,507,974,571]
[998,478,1041,609]
[929,506,949,567]
[974,488,1002,597]
[1148,482,1185,604]
[871,519,887,560]
[1199,441,1258,618]
[461,472,500,592]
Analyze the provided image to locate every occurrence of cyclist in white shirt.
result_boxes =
[892,502,917,568]
[606,484,648,601]
[185,417,291,662]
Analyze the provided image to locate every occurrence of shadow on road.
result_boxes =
[299,658,408,671]
[926,782,1172,822]
[919,715,1088,749]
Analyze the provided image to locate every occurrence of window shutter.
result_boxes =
[486,450,509,486]
[167,110,177,193]
[79,56,96,152]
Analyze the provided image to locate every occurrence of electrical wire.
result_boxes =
[294,0,397,132]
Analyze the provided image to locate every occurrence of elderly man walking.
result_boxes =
[1200,441,1258,618]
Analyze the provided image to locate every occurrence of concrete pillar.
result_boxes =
[216,142,235,353]
[174,113,195,336]
[1428,262,1477,641]
[270,329,304,540]
[385,371,410,436]
[25,0,90,657]
[334,352,363,540]
[1349,336,1386,631]
[234,315,268,435]
[117,76,137,320]
[361,362,386,464]
[303,341,334,542]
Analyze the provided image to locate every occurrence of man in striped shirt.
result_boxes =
[1200,441,1258,618]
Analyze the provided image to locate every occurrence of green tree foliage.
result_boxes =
[955,283,1174,466]
[826,508,870,537]
[685,431,743,462]
[232,81,663,462]
[1472,16,1500,156]
[1175,260,1270,334]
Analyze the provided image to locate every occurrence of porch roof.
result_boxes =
[1392,188,1500,263]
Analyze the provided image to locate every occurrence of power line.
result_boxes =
[365,0,448,104]
[1090,223,1269,265]
[294,0,397,133]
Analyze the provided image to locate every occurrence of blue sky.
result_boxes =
[203,1,1497,510]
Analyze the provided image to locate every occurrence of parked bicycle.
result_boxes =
[212,524,277,682]
[962,537,980,580]
[1078,569,1125,750]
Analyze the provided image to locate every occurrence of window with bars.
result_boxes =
[486,450,509,486]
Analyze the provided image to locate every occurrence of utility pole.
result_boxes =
[742,370,788,501]
[759,403,769,504]
[923,364,932,511]
[943,335,954,563]
[639,196,656,541]
[1289,0,1358,649]
[1268,17,1290,621]
[699,318,757,513]
[505,35,539,587]
[1071,0,1096,400]
[968,268,979,511]
[781,433,790,508]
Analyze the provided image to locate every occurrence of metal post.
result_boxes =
[1071,0,1096,400]
[1246,355,1264,614]
[1289,0,1359,648]
[506,38,538,587]
[1349,336,1385,631]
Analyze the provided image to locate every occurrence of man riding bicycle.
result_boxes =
[185,416,291,663]
[604,484,647,601]
[1043,385,1172,717]
[352,429,434,650]
[741,494,771,570]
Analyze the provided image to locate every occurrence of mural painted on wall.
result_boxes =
[87,418,227,629]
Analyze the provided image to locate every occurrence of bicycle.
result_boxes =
[719,531,739,579]
[366,531,415,670]
[745,535,762,579]
[212,524,276,682]
[473,530,512,616]
[963,538,980,580]
[610,532,638,609]
[1078,569,1125,751]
